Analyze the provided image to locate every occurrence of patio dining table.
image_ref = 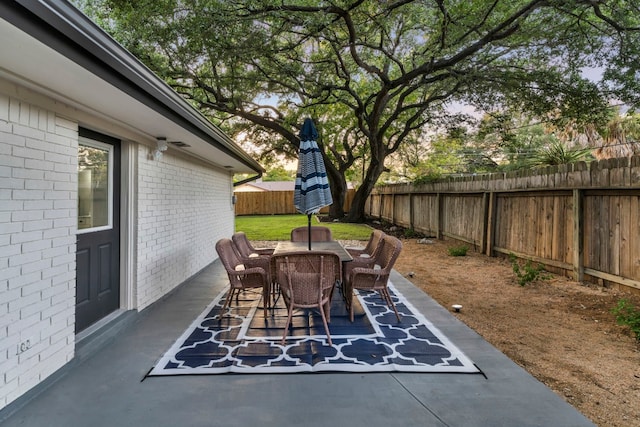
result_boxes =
[272,240,353,263]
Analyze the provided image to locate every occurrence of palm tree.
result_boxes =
[527,139,593,167]
[594,115,640,159]
[554,113,640,160]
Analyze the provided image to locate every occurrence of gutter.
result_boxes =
[233,172,263,187]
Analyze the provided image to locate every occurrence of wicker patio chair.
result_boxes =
[232,232,275,305]
[215,238,269,318]
[342,229,386,285]
[343,235,403,322]
[290,226,333,242]
[272,251,341,346]
[345,229,386,259]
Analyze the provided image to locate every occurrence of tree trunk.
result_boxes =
[328,171,346,219]
[344,158,386,223]
[324,152,346,219]
[345,186,370,222]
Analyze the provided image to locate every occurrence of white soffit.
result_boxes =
[0,18,260,174]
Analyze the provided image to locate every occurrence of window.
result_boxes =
[77,138,113,232]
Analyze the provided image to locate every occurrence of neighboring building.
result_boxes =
[234,180,296,192]
[0,0,262,414]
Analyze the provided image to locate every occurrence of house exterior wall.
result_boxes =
[1,88,236,411]
[136,148,234,310]
[0,94,77,410]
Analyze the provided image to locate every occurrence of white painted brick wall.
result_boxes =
[0,95,76,411]
[0,90,241,410]
[136,147,234,310]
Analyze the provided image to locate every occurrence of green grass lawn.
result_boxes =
[235,214,372,241]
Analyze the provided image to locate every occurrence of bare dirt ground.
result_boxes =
[391,237,640,427]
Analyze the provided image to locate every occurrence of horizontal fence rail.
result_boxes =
[366,156,640,294]
[234,189,355,216]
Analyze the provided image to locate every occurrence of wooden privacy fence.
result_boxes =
[234,189,356,216]
[366,156,640,293]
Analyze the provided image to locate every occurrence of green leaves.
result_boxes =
[77,0,640,221]
[526,139,593,167]
[611,299,640,341]
[510,254,548,286]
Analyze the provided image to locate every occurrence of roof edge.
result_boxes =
[3,0,263,173]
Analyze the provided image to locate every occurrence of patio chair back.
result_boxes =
[273,250,340,346]
[232,232,257,258]
[232,231,274,256]
[373,235,403,276]
[290,226,332,242]
[346,229,385,258]
[215,238,269,318]
[343,229,386,280]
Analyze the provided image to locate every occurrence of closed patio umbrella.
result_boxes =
[294,118,333,249]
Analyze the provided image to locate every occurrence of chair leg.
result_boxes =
[318,303,333,346]
[281,304,295,346]
[340,279,348,302]
[381,288,401,322]
[322,302,330,322]
[349,290,355,323]
[270,281,275,308]
[262,285,269,318]
[221,288,236,315]
[272,281,280,309]
[345,282,355,323]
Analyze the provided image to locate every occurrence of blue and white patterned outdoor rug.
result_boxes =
[148,282,479,375]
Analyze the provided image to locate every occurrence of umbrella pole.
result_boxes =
[307,214,312,250]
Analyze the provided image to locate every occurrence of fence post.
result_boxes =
[481,192,491,255]
[436,193,443,239]
[409,191,414,231]
[391,192,396,224]
[573,189,584,281]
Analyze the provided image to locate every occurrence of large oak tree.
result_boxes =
[80,0,639,221]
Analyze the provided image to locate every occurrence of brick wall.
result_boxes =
[0,90,238,411]
[0,94,77,410]
[136,147,234,310]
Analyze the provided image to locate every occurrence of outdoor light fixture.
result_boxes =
[153,137,168,160]
[169,141,190,148]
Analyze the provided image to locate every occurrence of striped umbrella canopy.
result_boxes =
[294,118,333,248]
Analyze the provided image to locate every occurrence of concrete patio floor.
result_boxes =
[0,261,595,427]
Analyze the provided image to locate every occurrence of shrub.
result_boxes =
[448,245,469,257]
[509,254,547,286]
[611,299,640,341]
[404,227,417,238]
[413,171,442,184]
